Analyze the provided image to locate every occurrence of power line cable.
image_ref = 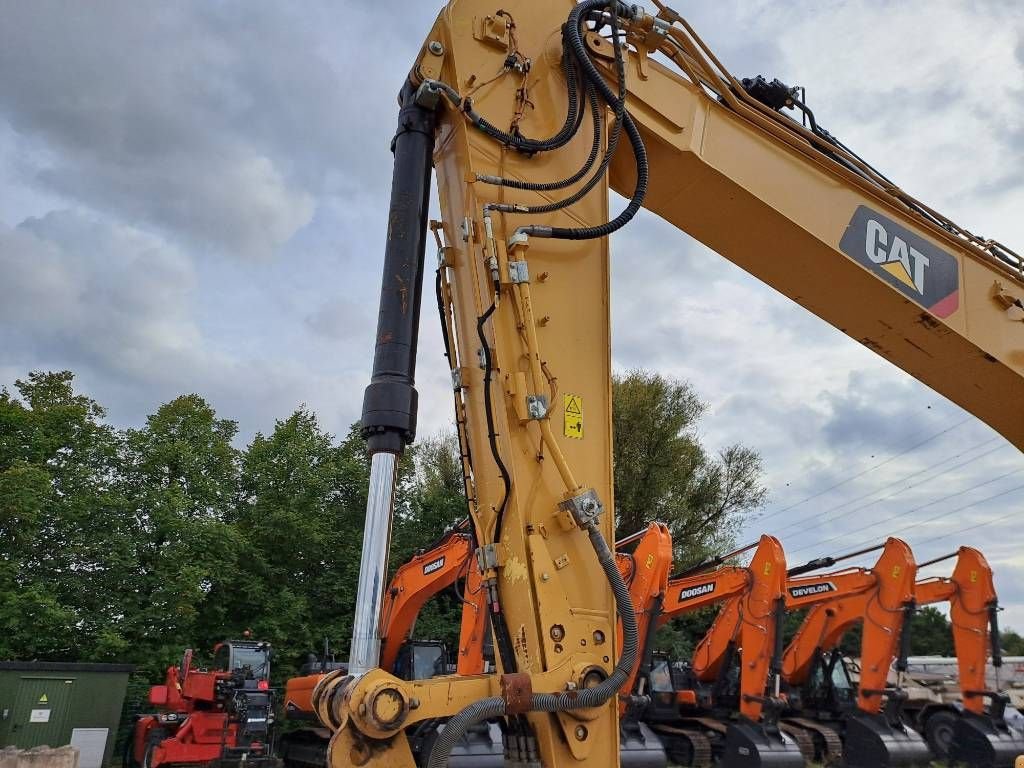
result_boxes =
[785,472,1024,557]
[912,507,1023,548]
[772,439,1006,537]
[758,415,975,521]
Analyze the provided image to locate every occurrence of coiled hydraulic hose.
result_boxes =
[426,517,639,768]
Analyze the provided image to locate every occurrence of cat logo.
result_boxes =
[839,206,959,318]
[645,554,655,570]
[422,557,446,576]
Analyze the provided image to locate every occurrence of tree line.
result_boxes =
[4,369,1020,687]
[1,369,773,681]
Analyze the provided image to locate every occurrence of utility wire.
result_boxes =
[772,438,1006,537]
[912,507,1023,548]
[785,473,1024,557]
[757,416,975,522]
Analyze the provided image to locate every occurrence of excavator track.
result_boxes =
[784,718,844,765]
[778,723,816,763]
[650,724,714,768]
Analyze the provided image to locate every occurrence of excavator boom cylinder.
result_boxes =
[349,81,437,675]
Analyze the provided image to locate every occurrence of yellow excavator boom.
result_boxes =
[317,3,1023,767]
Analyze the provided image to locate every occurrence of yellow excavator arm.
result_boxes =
[316,2,1023,767]
[599,20,1024,450]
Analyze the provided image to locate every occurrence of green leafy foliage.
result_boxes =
[612,370,767,566]
[0,367,766,684]
[1000,629,1024,656]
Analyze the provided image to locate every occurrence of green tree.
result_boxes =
[1001,629,1024,656]
[0,372,132,660]
[220,413,371,680]
[612,370,767,565]
[119,394,244,676]
[908,606,954,656]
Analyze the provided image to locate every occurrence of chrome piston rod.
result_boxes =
[348,452,398,675]
[348,80,436,675]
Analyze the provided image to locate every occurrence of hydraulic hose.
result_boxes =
[514,1,648,240]
[426,518,639,768]
[518,111,646,240]
[464,51,583,153]
[476,80,604,192]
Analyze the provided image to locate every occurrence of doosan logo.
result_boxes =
[422,557,446,576]
[788,582,836,599]
[678,582,716,602]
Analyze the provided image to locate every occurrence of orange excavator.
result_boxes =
[779,538,928,767]
[906,547,1024,766]
[278,528,503,768]
[286,524,800,766]
[626,535,802,767]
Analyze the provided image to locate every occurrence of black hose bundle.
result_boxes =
[427,517,640,768]
[468,0,648,240]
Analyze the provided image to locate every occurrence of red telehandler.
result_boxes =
[127,638,280,768]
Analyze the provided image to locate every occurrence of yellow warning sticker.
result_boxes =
[564,394,583,439]
[38,694,48,703]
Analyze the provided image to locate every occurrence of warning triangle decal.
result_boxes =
[881,261,916,292]
[565,398,581,415]
[39,694,48,703]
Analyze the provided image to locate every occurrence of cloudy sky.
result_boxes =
[2,2,1023,628]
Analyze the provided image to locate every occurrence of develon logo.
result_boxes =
[788,582,837,599]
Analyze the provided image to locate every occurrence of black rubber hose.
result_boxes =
[519,1,648,240]
[476,78,603,192]
[533,111,647,240]
[476,293,511,545]
[426,518,639,768]
[465,50,582,153]
[508,8,628,217]
[473,287,519,680]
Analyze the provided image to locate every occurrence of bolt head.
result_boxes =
[428,40,444,55]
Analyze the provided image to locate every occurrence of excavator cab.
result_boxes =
[802,649,856,713]
[392,640,448,681]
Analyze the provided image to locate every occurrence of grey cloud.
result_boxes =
[0,210,368,441]
[0,210,198,374]
[306,299,375,340]
[821,371,937,451]
[0,2,354,260]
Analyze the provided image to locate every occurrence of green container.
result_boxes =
[0,662,133,768]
